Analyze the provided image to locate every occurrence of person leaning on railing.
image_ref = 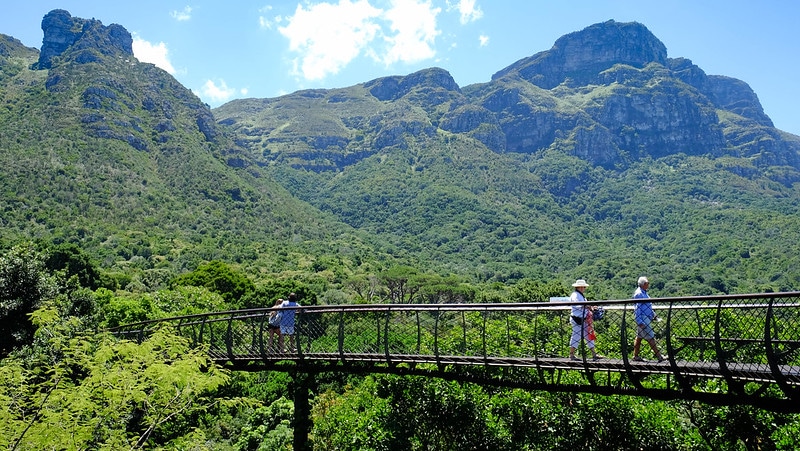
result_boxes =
[278,293,300,352]
[632,276,667,363]
[267,298,283,352]
[568,279,603,361]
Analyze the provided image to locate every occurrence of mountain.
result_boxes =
[0,10,383,291]
[214,20,800,295]
[217,20,799,174]
[2,12,800,298]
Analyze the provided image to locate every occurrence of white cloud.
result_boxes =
[479,34,489,47]
[258,6,279,29]
[380,0,440,66]
[199,79,237,103]
[278,0,442,81]
[132,35,176,74]
[171,6,193,21]
[279,0,382,80]
[448,0,482,24]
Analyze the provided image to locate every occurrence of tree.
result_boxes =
[0,306,233,449]
[507,278,566,303]
[171,260,255,307]
[0,243,58,356]
[380,266,422,303]
[43,242,102,290]
[239,279,315,309]
[345,274,384,303]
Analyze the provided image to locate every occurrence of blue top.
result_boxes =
[280,299,299,326]
[633,286,653,325]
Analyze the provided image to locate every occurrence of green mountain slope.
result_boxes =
[2,13,800,298]
[0,16,382,288]
[214,21,800,297]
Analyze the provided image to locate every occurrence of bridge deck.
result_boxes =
[210,351,800,385]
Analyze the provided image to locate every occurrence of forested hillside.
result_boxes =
[215,20,800,298]
[3,10,800,449]
[0,12,389,295]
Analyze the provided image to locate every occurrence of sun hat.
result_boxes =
[572,279,589,287]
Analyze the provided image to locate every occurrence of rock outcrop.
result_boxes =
[492,20,668,89]
[34,9,132,69]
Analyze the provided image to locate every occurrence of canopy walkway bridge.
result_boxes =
[112,292,800,414]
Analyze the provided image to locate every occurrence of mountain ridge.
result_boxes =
[216,19,798,174]
[2,11,800,297]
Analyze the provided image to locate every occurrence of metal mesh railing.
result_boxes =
[109,291,800,411]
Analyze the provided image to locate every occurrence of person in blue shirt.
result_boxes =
[278,293,300,352]
[632,277,666,362]
[568,279,603,361]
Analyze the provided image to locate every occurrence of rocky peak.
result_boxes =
[493,20,667,89]
[365,67,460,101]
[34,9,132,69]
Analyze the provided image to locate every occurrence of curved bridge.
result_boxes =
[112,291,800,413]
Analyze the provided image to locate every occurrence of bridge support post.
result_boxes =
[292,371,314,451]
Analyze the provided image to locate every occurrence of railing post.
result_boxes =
[338,309,345,360]
[384,306,391,364]
[434,307,441,368]
[713,298,736,390]
[461,311,467,355]
[482,307,488,366]
[258,311,267,357]
[415,311,421,355]
[765,296,800,400]
[225,315,234,360]
[296,306,304,359]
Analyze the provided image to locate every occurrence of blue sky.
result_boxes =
[2,1,798,135]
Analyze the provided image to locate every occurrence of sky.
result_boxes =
[2,1,798,135]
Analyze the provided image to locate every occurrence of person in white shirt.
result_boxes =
[568,279,603,361]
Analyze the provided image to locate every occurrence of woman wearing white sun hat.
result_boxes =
[568,279,603,361]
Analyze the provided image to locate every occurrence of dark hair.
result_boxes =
[288,292,297,302]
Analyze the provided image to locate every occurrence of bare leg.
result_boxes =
[647,338,663,359]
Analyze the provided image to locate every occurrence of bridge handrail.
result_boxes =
[107,291,800,333]
[106,291,800,412]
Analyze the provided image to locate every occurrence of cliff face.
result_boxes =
[216,20,799,174]
[491,20,669,88]
[34,9,133,69]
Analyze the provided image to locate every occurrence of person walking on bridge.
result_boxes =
[568,279,603,361]
[632,276,666,363]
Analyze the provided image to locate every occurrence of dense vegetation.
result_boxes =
[4,244,800,449]
[3,13,800,449]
